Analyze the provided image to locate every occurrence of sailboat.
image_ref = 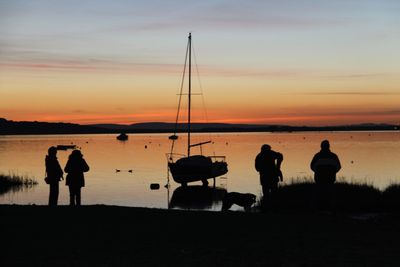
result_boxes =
[167,33,228,186]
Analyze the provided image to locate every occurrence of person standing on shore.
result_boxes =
[310,140,341,185]
[64,150,89,206]
[255,144,283,209]
[310,140,341,209]
[45,146,63,206]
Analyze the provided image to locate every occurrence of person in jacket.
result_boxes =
[64,150,89,206]
[255,144,283,209]
[310,140,341,210]
[45,146,63,206]
[310,140,341,185]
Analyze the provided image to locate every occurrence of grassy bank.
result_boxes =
[267,179,400,212]
[0,205,400,266]
[0,173,37,195]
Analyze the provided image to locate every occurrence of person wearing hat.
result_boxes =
[64,150,89,206]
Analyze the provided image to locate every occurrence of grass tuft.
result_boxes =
[0,172,38,194]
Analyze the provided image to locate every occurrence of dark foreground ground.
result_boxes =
[1,205,400,267]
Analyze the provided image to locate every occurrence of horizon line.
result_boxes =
[2,118,399,128]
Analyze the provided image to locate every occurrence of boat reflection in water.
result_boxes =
[169,185,227,211]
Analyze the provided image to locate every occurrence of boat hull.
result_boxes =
[168,155,228,184]
[116,134,128,141]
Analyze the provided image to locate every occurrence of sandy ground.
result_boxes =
[1,205,399,267]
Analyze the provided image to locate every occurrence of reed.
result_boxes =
[0,172,38,194]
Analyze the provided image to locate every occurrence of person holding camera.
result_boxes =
[255,144,283,210]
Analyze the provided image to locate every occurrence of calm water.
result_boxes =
[0,132,399,210]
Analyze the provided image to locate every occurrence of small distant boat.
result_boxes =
[167,33,228,186]
[116,133,128,141]
[169,135,178,140]
[56,145,77,150]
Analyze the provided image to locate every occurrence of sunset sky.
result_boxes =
[1,0,399,126]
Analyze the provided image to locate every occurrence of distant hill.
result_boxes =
[0,118,398,135]
[89,122,265,131]
[0,118,104,135]
[90,122,399,132]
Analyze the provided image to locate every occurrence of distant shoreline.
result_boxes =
[1,129,399,136]
[1,118,399,135]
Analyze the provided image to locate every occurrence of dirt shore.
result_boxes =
[1,205,399,266]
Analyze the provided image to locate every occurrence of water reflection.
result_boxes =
[0,132,400,207]
[0,182,37,196]
[169,185,227,210]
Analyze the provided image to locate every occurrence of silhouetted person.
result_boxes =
[45,146,63,206]
[255,144,283,210]
[64,150,89,206]
[311,140,341,185]
[311,140,341,210]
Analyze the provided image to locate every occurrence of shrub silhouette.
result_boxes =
[259,179,400,212]
[382,184,400,212]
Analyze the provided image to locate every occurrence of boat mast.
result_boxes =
[187,32,192,157]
